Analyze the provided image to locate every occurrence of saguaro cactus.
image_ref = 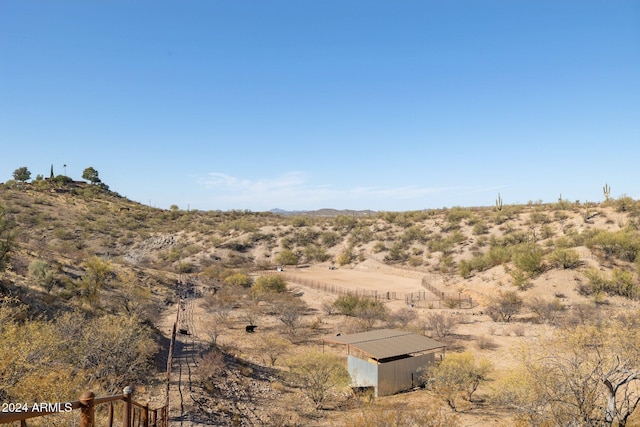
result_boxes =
[603,183,611,201]
[496,193,503,211]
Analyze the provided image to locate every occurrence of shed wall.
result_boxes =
[377,353,435,397]
[348,353,436,397]
[348,355,377,390]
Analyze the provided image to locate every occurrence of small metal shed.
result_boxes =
[323,329,445,397]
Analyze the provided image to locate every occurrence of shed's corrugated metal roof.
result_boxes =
[323,329,444,360]
[324,329,410,345]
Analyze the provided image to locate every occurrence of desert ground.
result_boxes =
[156,256,609,426]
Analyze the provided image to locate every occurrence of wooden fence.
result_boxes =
[259,270,402,301]
[0,387,167,427]
[257,269,476,308]
[406,276,474,309]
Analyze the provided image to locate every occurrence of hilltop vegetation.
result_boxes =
[3,174,640,425]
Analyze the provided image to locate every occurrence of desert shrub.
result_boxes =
[527,297,565,324]
[548,247,581,269]
[588,229,640,262]
[29,259,59,293]
[66,313,157,394]
[614,196,638,214]
[255,334,291,366]
[445,206,472,225]
[286,350,350,409]
[472,221,489,235]
[387,307,418,328]
[423,312,458,339]
[334,214,358,232]
[333,294,370,316]
[373,241,387,253]
[486,291,523,322]
[0,318,80,402]
[379,211,398,224]
[510,268,532,290]
[346,400,459,426]
[386,242,408,262]
[579,267,639,299]
[511,243,545,276]
[277,248,299,266]
[176,261,196,274]
[476,335,498,350]
[612,268,638,298]
[292,227,319,246]
[251,275,287,295]
[528,211,550,225]
[28,259,49,280]
[577,268,607,297]
[219,218,257,234]
[540,224,555,239]
[429,230,465,254]
[290,216,311,227]
[458,260,473,278]
[458,245,510,277]
[349,224,374,245]
[320,231,340,247]
[400,225,427,243]
[424,351,492,411]
[408,256,423,267]
[332,294,388,328]
[224,272,252,288]
[560,302,602,328]
[53,226,75,240]
[304,244,330,262]
[337,247,355,265]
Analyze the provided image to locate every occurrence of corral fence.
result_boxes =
[406,276,474,309]
[256,269,475,308]
[0,386,167,427]
[258,270,403,301]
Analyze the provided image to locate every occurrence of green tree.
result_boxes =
[287,350,350,409]
[251,275,287,296]
[82,166,101,184]
[332,294,388,329]
[425,351,493,411]
[12,166,31,183]
[224,272,252,288]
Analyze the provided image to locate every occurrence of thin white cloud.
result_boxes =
[195,171,501,211]
[198,171,306,193]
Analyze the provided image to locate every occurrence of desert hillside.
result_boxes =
[2,179,640,426]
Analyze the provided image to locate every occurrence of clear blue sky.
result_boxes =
[1,1,639,212]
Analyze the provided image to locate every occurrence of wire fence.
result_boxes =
[258,270,403,301]
[257,268,475,309]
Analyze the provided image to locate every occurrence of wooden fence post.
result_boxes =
[122,386,133,427]
[142,403,149,427]
[108,402,114,427]
[79,391,95,427]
